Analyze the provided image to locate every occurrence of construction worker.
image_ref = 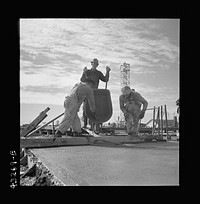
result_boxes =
[81,58,111,89]
[176,98,180,125]
[53,78,96,140]
[80,58,111,133]
[176,98,180,115]
[119,86,148,136]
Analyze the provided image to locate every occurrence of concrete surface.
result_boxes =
[31,141,179,186]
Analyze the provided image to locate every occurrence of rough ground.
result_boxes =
[20,149,65,186]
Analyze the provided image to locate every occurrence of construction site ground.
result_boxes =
[21,139,179,186]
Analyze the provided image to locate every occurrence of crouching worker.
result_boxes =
[53,78,96,141]
[119,86,148,137]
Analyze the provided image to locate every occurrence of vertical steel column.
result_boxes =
[157,107,160,137]
[164,104,169,140]
[161,106,163,140]
[152,106,156,135]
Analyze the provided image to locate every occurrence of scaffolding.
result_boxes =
[120,62,130,87]
[120,62,130,123]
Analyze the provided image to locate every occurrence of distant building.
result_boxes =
[162,116,178,128]
[20,124,60,136]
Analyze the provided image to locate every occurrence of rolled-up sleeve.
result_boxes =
[98,71,109,82]
[80,71,87,82]
[134,93,148,111]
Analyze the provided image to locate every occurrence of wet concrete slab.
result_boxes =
[31,141,179,186]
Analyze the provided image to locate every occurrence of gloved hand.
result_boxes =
[139,110,145,119]
[83,66,87,72]
[106,66,111,72]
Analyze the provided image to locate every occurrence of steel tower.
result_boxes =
[119,62,130,126]
[120,62,130,87]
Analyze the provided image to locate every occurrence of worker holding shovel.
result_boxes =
[80,58,111,133]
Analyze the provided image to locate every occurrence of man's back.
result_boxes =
[120,91,142,104]
[120,91,147,113]
[76,82,95,112]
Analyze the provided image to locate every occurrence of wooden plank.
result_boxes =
[20,107,50,137]
[20,136,92,148]
[92,135,143,145]
[20,149,25,159]
[26,112,64,138]
[20,154,28,165]
[21,164,36,178]
[146,107,158,111]
[82,128,101,137]
[20,134,159,148]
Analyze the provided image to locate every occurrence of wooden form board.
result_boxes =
[20,136,92,148]
[20,134,158,148]
[82,128,101,137]
[20,107,50,137]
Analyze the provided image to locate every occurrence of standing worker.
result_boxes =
[119,86,148,137]
[53,78,96,140]
[176,98,180,115]
[80,58,111,133]
[176,98,180,125]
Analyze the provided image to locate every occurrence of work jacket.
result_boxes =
[119,91,148,114]
[80,68,109,88]
[66,82,96,113]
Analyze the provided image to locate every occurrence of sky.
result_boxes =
[20,18,179,126]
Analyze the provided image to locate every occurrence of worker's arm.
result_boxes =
[98,71,109,82]
[80,67,88,82]
[98,67,110,82]
[134,92,148,112]
[119,95,127,114]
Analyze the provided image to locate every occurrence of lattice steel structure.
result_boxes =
[119,62,130,125]
[120,62,130,87]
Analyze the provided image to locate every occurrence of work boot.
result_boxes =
[128,132,135,136]
[128,132,137,139]
[73,132,82,137]
[94,130,100,134]
[52,130,62,141]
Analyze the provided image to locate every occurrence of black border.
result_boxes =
[6,9,183,193]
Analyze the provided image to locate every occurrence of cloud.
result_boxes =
[131,83,179,110]
[20,61,82,90]
[20,19,178,68]
[20,89,64,105]
[20,19,179,122]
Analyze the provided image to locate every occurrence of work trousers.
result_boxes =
[83,101,99,131]
[57,96,82,134]
[125,109,141,134]
[83,105,88,127]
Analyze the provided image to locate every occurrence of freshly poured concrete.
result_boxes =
[31,141,179,186]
